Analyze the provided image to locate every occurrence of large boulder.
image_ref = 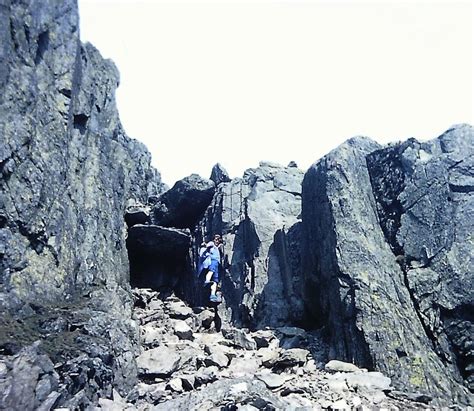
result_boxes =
[198,162,305,327]
[0,1,163,407]
[153,174,215,229]
[301,127,473,405]
[210,163,231,185]
[367,124,474,394]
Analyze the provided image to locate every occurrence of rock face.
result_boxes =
[210,163,231,185]
[153,174,215,229]
[301,125,473,405]
[367,125,474,394]
[0,0,163,408]
[198,162,305,328]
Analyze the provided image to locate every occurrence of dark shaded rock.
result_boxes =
[127,225,190,254]
[252,330,276,348]
[301,130,473,405]
[153,174,215,229]
[126,225,191,291]
[210,163,231,185]
[124,200,151,227]
[387,390,433,404]
[173,320,193,340]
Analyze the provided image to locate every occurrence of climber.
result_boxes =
[213,234,225,265]
[205,240,222,303]
[196,241,211,280]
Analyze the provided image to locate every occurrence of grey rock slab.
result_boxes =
[36,392,61,411]
[251,330,276,348]
[97,398,131,411]
[274,348,310,368]
[196,309,215,329]
[173,320,193,340]
[141,325,162,347]
[153,174,215,229]
[151,377,286,410]
[276,326,307,338]
[387,390,433,404]
[256,372,291,389]
[345,371,391,392]
[227,356,262,378]
[330,398,349,410]
[302,133,474,405]
[223,328,257,350]
[194,365,219,386]
[325,360,361,373]
[203,345,230,368]
[167,301,194,320]
[136,346,181,377]
[257,347,281,368]
[326,378,349,394]
[166,377,184,393]
[1,0,163,405]
[127,225,191,255]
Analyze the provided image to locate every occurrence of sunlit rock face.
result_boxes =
[198,161,306,328]
[0,0,164,407]
[301,125,473,406]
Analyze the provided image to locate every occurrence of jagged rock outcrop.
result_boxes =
[153,174,215,229]
[301,126,473,406]
[199,162,306,328]
[367,125,474,392]
[0,0,164,408]
[210,162,231,185]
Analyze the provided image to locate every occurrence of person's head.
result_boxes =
[213,234,222,244]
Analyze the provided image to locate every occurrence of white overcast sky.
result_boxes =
[78,0,473,186]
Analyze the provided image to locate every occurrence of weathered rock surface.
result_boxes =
[101,288,423,410]
[153,174,215,229]
[367,124,474,394]
[198,162,305,328]
[301,126,473,405]
[124,200,151,227]
[136,346,181,378]
[0,0,163,408]
[210,162,231,185]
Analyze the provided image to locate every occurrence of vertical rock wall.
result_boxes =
[301,128,473,405]
[367,125,474,394]
[199,162,305,329]
[0,0,164,407]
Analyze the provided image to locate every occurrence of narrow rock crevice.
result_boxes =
[34,30,49,64]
